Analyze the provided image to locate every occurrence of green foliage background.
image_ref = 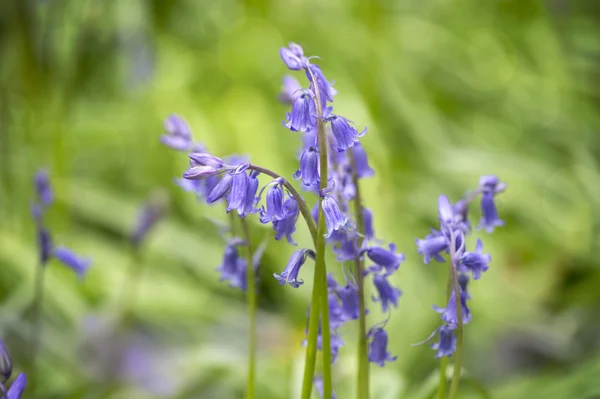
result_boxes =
[1,0,600,398]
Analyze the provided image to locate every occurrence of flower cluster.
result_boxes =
[0,339,26,399]
[416,176,506,358]
[279,42,403,367]
[32,170,92,277]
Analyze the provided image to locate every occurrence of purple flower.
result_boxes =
[321,195,346,238]
[415,229,448,264]
[328,292,345,330]
[351,143,374,178]
[280,44,309,70]
[285,90,316,132]
[54,247,92,278]
[273,197,299,245]
[438,195,455,227]
[0,339,12,384]
[433,275,471,326]
[293,146,319,186]
[130,194,166,246]
[479,175,507,194]
[161,114,193,151]
[36,226,53,266]
[273,249,315,288]
[34,170,53,206]
[279,75,302,104]
[368,327,397,367]
[306,64,337,105]
[7,372,26,399]
[313,375,337,399]
[479,191,505,233]
[363,243,405,275]
[363,208,375,240]
[227,172,249,214]
[188,153,226,169]
[336,282,360,321]
[239,171,260,217]
[333,236,357,262]
[207,173,233,203]
[260,179,286,223]
[217,240,247,288]
[326,115,367,152]
[431,325,456,358]
[372,274,402,313]
[459,239,491,280]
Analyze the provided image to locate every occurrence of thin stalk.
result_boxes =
[448,231,464,399]
[241,218,257,399]
[348,151,369,399]
[29,262,45,394]
[437,271,454,399]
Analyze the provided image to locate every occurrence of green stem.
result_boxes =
[448,231,464,399]
[29,262,45,394]
[241,218,257,399]
[437,267,454,399]
[348,151,369,399]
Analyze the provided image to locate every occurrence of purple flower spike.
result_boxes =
[0,339,13,383]
[54,247,92,278]
[351,143,374,178]
[415,229,448,264]
[285,90,316,132]
[363,243,405,275]
[227,172,249,213]
[294,147,320,186]
[432,325,456,358]
[368,328,397,367]
[34,170,53,206]
[372,274,402,313]
[273,197,299,245]
[273,249,315,288]
[260,180,286,223]
[161,114,193,151]
[337,282,360,321]
[207,173,233,203]
[327,115,366,152]
[279,75,302,105]
[7,372,26,399]
[479,191,505,233]
[459,239,491,280]
[433,276,471,326]
[321,195,346,238]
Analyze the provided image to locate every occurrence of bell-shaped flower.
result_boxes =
[326,115,367,152]
[306,64,337,105]
[273,249,315,288]
[431,325,456,358]
[321,195,346,238]
[285,90,316,132]
[459,239,491,280]
[227,172,249,213]
[367,327,397,367]
[336,282,361,321]
[293,146,319,186]
[260,179,286,223]
[478,190,505,233]
[54,247,92,278]
[372,274,402,313]
[415,229,448,264]
[363,243,405,275]
[273,197,299,245]
[351,143,374,178]
[207,173,233,203]
[433,275,471,326]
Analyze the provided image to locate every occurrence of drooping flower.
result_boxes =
[239,171,260,217]
[415,229,448,264]
[260,179,286,223]
[328,292,345,330]
[478,190,505,233]
[273,249,315,288]
[207,173,233,203]
[161,114,193,151]
[316,329,345,364]
[285,90,316,132]
[217,240,247,288]
[332,235,357,262]
[293,146,319,186]
[227,172,249,213]
[272,197,299,245]
[6,372,26,399]
[459,239,491,280]
[326,115,367,152]
[367,327,397,367]
[34,170,53,206]
[351,143,374,178]
[431,325,456,358]
[363,208,375,240]
[321,195,346,238]
[363,243,405,275]
[433,274,471,326]
[280,43,309,70]
[336,281,360,321]
[279,75,302,105]
[53,247,92,278]
[372,274,402,313]
[0,339,13,384]
[438,194,455,227]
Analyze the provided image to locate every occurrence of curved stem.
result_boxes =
[348,151,369,399]
[448,231,464,399]
[29,262,45,394]
[241,218,257,399]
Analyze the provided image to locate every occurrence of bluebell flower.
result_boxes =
[6,372,26,399]
[227,172,249,213]
[459,239,491,280]
[363,243,405,275]
[351,143,374,178]
[34,170,53,206]
[431,325,456,358]
[273,249,315,288]
[53,247,92,277]
[478,190,505,233]
[372,274,402,313]
[367,327,397,367]
[454,199,471,232]
[415,229,448,264]
[326,115,367,152]
[479,175,507,194]
[285,90,316,133]
[279,75,302,105]
[239,171,260,217]
[272,197,299,245]
[363,208,375,240]
[161,114,193,151]
[130,193,166,246]
[313,375,338,399]
[321,194,346,238]
[306,64,337,105]
[333,236,357,262]
[217,240,246,286]
[0,339,12,384]
[293,146,319,186]
[175,176,220,202]
[336,281,360,321]
[260,179,286,223]
[188,152,226,169]
[207,173,233,203]
[280,43,309,70]
[326,273,339,289]
[433,275,471,326]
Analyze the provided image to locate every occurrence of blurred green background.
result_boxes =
[2,0,600,398]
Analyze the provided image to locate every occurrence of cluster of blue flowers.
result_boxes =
[32,170,92,276]
[0,339,26,399]
[415,176,506,358]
